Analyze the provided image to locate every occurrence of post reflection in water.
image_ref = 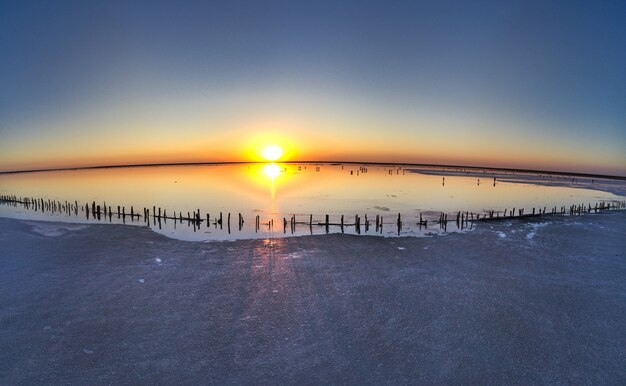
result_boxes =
[0,162,624,241]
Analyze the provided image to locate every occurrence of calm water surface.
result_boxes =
[0,163,624,241]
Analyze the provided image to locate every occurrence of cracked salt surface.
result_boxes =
[526,222,552,240]
[25,221,90,236]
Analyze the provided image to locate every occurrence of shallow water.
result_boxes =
[0,163,624,241]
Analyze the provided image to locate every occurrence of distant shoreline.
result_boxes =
[1,160,625,181]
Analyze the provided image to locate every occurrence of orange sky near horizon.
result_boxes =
[1,125,624,176]
[1,87,624,177]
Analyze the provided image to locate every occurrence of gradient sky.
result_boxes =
[1,0,625,175]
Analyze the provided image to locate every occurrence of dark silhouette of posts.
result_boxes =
[397,213,402,235]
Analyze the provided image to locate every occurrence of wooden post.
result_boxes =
[325,214,329,234]
[397,213,401,234]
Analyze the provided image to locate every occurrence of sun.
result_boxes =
[261,145,284,161]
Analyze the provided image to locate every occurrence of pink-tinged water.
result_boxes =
[0,163,624,241]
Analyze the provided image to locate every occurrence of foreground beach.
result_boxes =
[1,213,625,384]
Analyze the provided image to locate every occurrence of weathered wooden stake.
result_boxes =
[325,214,329,234]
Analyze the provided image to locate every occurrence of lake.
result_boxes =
[1,163,624,241]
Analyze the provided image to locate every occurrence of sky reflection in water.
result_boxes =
[0,163,624,241]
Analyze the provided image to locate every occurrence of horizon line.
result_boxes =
[1,161,625,180]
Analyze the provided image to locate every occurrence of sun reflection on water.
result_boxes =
[260,163,284,214]
[263,163,281,179]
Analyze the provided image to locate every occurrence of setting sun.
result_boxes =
[261,145,284,161]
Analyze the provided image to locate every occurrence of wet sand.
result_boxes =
[1,213,625,384]
[406,168,626,196]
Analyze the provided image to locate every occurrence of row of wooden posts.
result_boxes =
[1,194,624,235]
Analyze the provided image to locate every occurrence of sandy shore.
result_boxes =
[1,213,625,384]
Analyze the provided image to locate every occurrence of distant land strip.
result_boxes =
[1,161,625,181]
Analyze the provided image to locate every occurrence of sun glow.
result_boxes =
[261,145,284,161]
[263,163,281,178]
